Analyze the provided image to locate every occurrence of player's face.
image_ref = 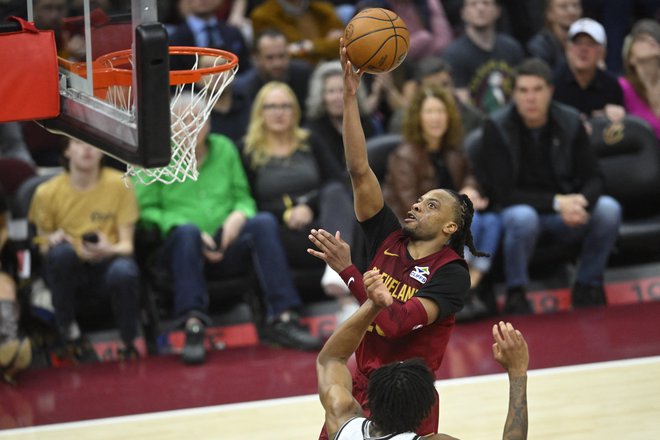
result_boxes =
[256,36,290,80]
[323,74,344,118]
[420,96,449,145]
[547,0,582,29]
[261,88,296,134]
[65,139,103,172]
[403,190,457,241]
[513,75,553,128]
[462,0,500,30]
[567,34,604,73]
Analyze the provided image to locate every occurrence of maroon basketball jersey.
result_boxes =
[355,230,464,376]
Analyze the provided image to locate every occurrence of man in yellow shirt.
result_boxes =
[29,139,140,361]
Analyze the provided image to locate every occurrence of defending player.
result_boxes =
[316,271,529,440]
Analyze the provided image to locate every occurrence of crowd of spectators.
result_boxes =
[1,0,659,372]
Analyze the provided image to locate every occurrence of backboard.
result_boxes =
[18,0,170,167]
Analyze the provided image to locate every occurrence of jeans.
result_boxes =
[501,196,622,288]
[465,211,503,273]
[45,242,139,344]
[160,212,302,321]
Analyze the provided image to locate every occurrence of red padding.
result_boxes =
[0,16,60,122]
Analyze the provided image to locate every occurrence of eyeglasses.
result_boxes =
[262,103,294,112]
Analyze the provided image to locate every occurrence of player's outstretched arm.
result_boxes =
[340,38,384,222]
[317,279,393,438]
[492,322,529,440]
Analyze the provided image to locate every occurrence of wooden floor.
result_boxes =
[3,356,659,440]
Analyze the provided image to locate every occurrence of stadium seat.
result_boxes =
[589,115,660,263]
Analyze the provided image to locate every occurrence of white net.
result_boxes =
[103,51,238,185]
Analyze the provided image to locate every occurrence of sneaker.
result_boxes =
[117,344,140,361]
[182,320,206,365]
[266,313,322,351]
[55,337,99,364]
[503,288,532,315]
[572,283,606,308]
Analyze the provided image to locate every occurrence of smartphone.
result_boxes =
[82,232,99,244]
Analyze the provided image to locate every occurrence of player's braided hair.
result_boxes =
[367,359,436,435]
[446,190,490,259]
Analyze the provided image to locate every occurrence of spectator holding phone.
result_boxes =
[28,138,141,362]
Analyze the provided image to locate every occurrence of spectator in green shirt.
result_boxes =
[136,120,321,365]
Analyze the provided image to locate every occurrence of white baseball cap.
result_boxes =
[568,18,607,46]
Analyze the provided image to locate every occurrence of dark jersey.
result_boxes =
[356,206,469,375]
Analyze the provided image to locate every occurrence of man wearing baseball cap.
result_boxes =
[552,17,625,122]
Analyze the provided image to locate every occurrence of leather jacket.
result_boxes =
[383,141,478,221]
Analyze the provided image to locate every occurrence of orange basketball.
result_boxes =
[344,8,409,74]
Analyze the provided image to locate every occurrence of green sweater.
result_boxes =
[135,134,257,236]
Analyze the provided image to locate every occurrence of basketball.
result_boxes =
[343,8,410,74]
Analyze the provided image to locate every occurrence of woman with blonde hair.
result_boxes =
[242,81,359,322]
[382,85,501,321]
[620,19,660,140]
[305,60,378,169]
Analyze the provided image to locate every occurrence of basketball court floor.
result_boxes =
[1,297,660,439]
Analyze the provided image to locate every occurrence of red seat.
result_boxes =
[0,157,37,197]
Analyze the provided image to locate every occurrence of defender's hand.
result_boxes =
[492,321,529,377]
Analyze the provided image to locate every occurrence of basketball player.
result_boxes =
[308,39,488,439]
[316,273,529,440]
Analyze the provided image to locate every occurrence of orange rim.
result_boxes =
[59,46,239,88]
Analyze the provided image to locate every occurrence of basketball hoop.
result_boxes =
[64,46,238,185]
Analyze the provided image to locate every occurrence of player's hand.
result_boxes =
[201,231,223,263]
[307,229,352,273]
[363,268,393,308]
[492,321,529,377]
[340,37,363,97]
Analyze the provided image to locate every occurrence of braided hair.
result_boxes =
[446,190,490,259]
[367,359,436,435]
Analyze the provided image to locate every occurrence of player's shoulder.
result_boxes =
[429,260,470,282]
